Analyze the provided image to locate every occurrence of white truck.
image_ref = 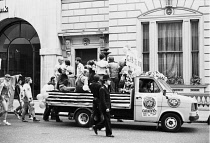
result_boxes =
[46,74,199,132]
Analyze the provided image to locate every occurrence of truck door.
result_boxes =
[134,79,163,122]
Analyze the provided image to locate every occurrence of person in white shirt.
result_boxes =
[22,77,40,122]
[75,57,84,77]
[54,57,65,82]
[43,77,59,122]
[95,53,109,82]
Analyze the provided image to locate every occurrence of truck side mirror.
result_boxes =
[163,90,168,99]
[163,90,166,96]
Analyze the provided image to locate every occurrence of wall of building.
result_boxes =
[61,0,109,33]
[61,0,210,92]
[0,0,62,87]
[0,0,209,92]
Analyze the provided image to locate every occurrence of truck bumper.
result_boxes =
[189,114,199,121]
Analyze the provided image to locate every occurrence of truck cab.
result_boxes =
[133,76,199,132]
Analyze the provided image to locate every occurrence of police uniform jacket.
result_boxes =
[99,85,111,112]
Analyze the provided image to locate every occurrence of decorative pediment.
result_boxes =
[138,7,203,18]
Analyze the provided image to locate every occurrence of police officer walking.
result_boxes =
[93,74,114,137]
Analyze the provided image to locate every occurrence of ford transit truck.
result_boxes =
[45,73,199,132]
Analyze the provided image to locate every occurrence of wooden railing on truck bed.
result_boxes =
[46,91,131,109]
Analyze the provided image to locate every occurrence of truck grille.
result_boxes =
[191,103,198,111]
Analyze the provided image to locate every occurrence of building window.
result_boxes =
[158,22,183,79]
[191,20,199,77]
[142,23,149,72]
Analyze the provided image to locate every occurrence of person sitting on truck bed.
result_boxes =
[57,68,75,92]
[75,69,90,93]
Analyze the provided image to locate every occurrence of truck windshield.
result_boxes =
[157,79,173,92]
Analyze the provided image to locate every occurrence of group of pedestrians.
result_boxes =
[0,74,40,125]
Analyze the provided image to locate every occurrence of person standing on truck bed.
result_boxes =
[65,60,75,88]
[95,53,109,83]
[54,57,65,88]
[93,75,114,137]
[89,75,102,130]
[75,57,84,78]
[107,56,120,93]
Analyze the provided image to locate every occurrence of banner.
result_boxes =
[125,49,141,70]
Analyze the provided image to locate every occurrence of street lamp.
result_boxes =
[99,35,110,61]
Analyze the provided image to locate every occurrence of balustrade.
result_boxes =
[182,94,210,111]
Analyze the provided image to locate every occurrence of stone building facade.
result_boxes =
[0,0,209,96]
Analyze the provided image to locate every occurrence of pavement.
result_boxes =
[10,99,210,123]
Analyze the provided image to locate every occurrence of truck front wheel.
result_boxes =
[75,110,91,127]
[161,113,181,132]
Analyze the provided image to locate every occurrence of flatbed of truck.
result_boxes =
[46,91,132,109]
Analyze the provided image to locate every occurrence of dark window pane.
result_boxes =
[191,20,199,76]
[4,23,20,40]
[21,23,36,40]
[142,23,149,71]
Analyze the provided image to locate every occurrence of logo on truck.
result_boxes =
[143,97,156,109]
[142,96,157,117]
[167,98,181,108]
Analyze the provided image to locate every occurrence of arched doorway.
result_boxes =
[0,20,40,98]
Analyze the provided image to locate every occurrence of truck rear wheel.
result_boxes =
[75,110,91,127]
[161,113,181,132]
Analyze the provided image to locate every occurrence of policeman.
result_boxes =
[93,75,114,137]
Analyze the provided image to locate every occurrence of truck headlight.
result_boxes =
[191,103,198,111]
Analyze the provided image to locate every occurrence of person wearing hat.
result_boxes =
[93,74,114,137]
[0,74,12,125]
[89,74,102,130]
